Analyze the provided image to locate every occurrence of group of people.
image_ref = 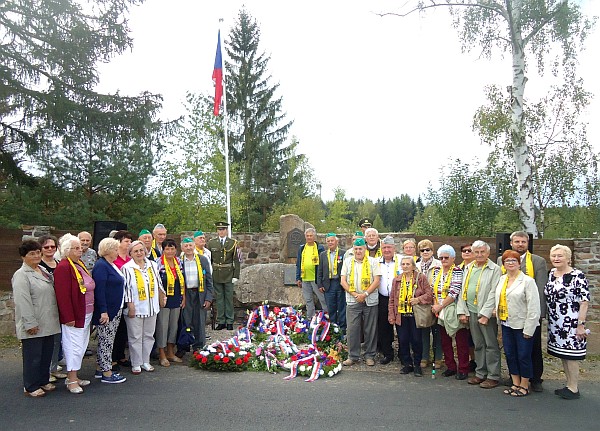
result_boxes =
[297,220,591,400]
[13,221,241,397]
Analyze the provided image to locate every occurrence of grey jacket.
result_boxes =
[497,252,548,316]
[457,259,501,319]
[12,263,60,340]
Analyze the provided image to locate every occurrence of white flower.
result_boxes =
[334,327,339,333]
[259,355,264,360]
[239,351,247,356]
[319,369,324,375]
[228,352,235,357]
[208,347,216,353]
[328,371,334,377]
[299,365,306,372]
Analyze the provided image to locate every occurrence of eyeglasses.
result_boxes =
[439,256,452,260]
[420,248,432,252]
[42,245,57,250]
[504,258,519,264]
[461,249,472,253]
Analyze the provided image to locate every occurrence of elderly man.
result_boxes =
[296,228,327,319]
[206,221,240,331]
[193,230,212,262]
[377,236,399,364]
[317,233,346,331]
[149,223,167,260]
[457,240,502,389]
[180,237,213,351]
[497,231,548,392]
[364,227,382,259]
[78,231,97,272]
[341,238,382,367]
[138,229,153,258]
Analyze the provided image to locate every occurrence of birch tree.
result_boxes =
[383,0,594,237]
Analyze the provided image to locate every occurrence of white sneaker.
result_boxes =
[141,363,154,372]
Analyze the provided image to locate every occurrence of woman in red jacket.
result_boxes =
[54,234,95,394]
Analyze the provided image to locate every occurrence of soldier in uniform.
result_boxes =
[206,221,240,331]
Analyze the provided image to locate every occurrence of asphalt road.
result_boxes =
[1,349,599,431]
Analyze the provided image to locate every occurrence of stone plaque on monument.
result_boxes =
[283,266,297,286]
[287,228,304,258]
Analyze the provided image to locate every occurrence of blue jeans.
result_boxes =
[502,325,534,379]
[324,278,346,331]
[396,315,422,367]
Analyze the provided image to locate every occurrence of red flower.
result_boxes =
[222,357,230,364]
[273,307,281,314]
[325,335,331,341]
[291,355,298,361]
[214,355,220,361]
[201,357,208,364]
[243,357,249,363]
[235,347,240,352]
[235,358,242,365]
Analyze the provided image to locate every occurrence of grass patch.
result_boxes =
[0,336,20,348]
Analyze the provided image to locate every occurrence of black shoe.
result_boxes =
[84,349,93,357]
[216,324,226,330]
[455,372,468,380]
[175,349,185,359]
[554,387,567,395]
[414,366,423,377]
[469,360,477,372]
[557,387,580,400]
[400,365,414,375]
[442,369,456,377]
[531,381,544,393]
[226,324,234,330]
[118,359,132,367]
[380,357,393,365]
[111,363,121,372]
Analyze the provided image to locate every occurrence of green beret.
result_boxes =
[138,229,151,236]
[354,231,364,237]
[326,232,336,237]
[354,238,366,247]
[193,230,204,238]
[182,237,194,244]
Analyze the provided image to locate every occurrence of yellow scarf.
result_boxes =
[134,265,155,301]
[300,243,319,279]
[196,247,204,256]
[67,258,90,294]
[348,257,371,293]
[151,239,159,259]
[194,253,205,293]
[501,251,534,278]
[498,276,510,321]
[162,255,185,296]
[328,247,339,278]
[368,245,382,259]
[462,262,487,305]
[398,272,415,314]
[433,267,453,300]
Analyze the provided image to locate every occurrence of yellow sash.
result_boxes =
[67,258,90,294]
[162,255,185,296]
[328,247,339,278]
[497,276,509,321]
[194,253,205,293]
[433,267,453,300]
[462,262,487,305]
[348,257,371,293]
[134,266,155,301]
[398,272,414,314]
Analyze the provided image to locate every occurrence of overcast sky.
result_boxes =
[97,0,600,202]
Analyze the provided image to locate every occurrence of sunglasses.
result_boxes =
[420,248,432,252]
[461,249,472,253]
[43,245,57,250]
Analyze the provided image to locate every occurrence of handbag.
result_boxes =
[413,303,436,328]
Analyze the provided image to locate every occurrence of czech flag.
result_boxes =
[212,30,223,116]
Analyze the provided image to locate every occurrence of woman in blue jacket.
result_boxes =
[92,238,127,384]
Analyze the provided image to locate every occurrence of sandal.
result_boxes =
[503,386,518,395]
[510,386,529,397]
[160,358,170,367]
[23,388,46,398]
[65,379,83,394]
[166,356,183,363]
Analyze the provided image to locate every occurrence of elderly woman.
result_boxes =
[416,239,442,369]
[459,243,475,268]
[430,245,469,380]
[92,238,127,384]
[53,234,94,394]
[496,250,540,397]
[156,239,186,366]
[546,244,590,400]
[402,239,418,262]
[388,256,433,377]
[113,230,133,269]
[13,240,61,397]
[122,240,166,374]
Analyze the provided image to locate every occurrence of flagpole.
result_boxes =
[217,19,232,237]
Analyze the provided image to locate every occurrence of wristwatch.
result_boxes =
[364,291,370,297]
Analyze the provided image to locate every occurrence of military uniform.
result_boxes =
[206,224,240,328]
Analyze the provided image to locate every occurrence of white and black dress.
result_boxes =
[545,268,590,360]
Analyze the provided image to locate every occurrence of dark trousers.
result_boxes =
[324,278,346,331]
[22,335,54,392]
[112,314,128,362]
[377,294,394,359]
[502,326,534,379]
[531,324,543,383]
[440,326,470,374]
[183,289,208,349]
[396,315,422,367]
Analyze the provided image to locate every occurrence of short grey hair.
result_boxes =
[437,244,456,258]
[153,223,166,232]
[550,244,572,262]
[58,233,80,259]
[98,238,119,258]
[471,240,490,251]
[305,227,316,236]
[401,255,417,270]
[364,227,379,236]
[128,240,147,255]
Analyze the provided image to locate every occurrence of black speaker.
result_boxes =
[93,221,127,250]
[496,233,511,258]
